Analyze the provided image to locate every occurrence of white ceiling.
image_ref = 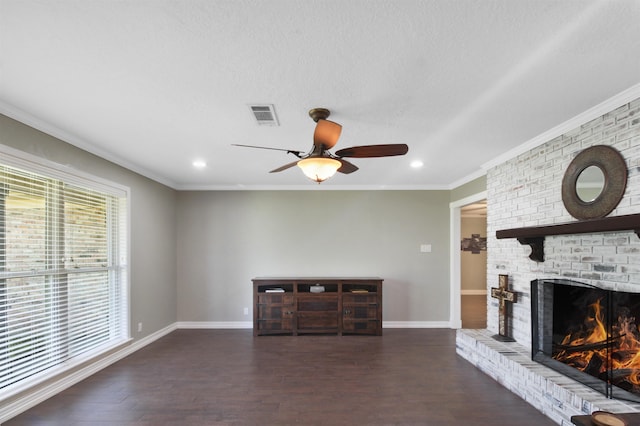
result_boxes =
[1,1,639,190]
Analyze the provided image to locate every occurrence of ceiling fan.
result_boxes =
[233,108,409,183]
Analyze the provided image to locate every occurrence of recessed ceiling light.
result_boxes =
[192,160,207,169]
[410,160,424,168]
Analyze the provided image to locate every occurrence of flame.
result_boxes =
[554,298,640,390]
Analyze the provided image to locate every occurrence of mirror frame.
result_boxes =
[561,145,627,220]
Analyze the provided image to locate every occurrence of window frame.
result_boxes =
[0,143,130,399]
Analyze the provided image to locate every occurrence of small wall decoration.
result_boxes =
[461,234,486,254]
[561,144,627,220]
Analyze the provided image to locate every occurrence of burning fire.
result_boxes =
[554,298,640,389]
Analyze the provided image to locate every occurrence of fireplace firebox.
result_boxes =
[532,279,640,403]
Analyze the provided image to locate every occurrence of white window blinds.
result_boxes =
[0,161,128,393]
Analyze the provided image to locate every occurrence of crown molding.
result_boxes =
[174,183,450,191]
[0,101,178,189]
[3,82,639,192]
[481,83,640,172]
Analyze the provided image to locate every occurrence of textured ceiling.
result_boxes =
[1,0,639,189]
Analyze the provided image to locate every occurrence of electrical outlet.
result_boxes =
[243,307,249,316]
[137,322,142,332]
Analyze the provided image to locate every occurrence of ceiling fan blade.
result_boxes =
[337,159,359,174]
[269,160,300,173]
[335,144,408,158]
[232,144,304,157]
[313,119,342,150]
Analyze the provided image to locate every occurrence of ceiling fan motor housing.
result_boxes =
[308,107,331,122]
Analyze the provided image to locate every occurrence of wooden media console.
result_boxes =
[252,277,383,336]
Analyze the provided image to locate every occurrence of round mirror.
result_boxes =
[575,165,605,202]
[561,145,627,220]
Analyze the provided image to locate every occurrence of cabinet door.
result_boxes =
[256,293,295,333]
[342,294,379,334]
[296,294,339,331]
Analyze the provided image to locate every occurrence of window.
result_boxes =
[0,155,128,395]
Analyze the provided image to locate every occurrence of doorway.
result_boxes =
[449,191,486,329]
[460,201,487,329]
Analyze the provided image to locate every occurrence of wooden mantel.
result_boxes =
[496,213,640,262]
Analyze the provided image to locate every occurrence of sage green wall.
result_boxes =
[0,114,178,339]
[176,190,451,323]
[1,111,468,327]
[450,175,486,201]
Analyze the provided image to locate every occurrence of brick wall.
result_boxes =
[487,97,640,347]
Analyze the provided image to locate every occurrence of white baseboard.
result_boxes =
[176,321,452,329]
[0,323,177,424]
[461,289,487,296]
[176,321,253,329]
[384,321,451,328]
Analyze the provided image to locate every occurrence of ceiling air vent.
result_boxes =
[249,104,279,126]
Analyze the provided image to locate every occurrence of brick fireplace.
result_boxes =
[456,95,640,424]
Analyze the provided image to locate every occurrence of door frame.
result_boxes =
[449,191,487,328]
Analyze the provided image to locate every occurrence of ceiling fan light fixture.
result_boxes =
[297,157,341,183]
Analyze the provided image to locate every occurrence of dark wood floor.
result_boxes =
[7,329,554,425]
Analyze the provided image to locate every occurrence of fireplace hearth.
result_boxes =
[532,279,640,403]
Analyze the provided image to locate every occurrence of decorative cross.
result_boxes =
[491,274,517,342]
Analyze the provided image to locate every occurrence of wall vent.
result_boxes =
[249,104,279,126]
